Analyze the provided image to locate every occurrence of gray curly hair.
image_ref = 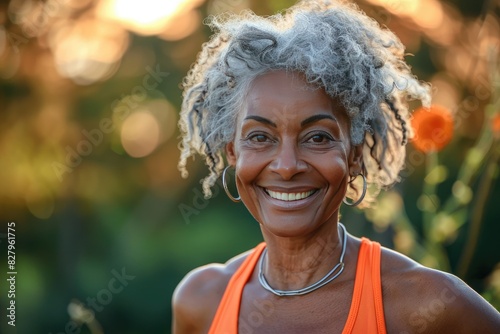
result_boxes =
[178,0,430,204]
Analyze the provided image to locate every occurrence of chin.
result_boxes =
[258,213,327,238]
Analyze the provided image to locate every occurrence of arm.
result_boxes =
[424,273,500,333]
[171,250,251,334]
[172,265,227,334]
[391,269,500,333]
[381,247,500,333]
[172,295,202,334]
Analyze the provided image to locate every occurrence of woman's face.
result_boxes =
[226,71,362,238]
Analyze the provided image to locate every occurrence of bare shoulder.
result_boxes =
[379,246,500,333]
[171,248,254,334]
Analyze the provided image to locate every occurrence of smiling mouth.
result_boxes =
[264,189,316,201]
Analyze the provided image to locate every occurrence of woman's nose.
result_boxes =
[268,140,307,180]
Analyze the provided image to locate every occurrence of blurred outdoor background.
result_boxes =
[0,0,499,333]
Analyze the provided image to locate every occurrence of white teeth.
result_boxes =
[267,190,315,201]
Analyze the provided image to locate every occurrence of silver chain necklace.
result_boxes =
[258,223,347,297]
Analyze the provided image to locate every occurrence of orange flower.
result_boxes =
[411,105,454,153]
[493,114,500,138]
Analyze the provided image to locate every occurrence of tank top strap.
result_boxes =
[342,237,387,334]
[208,242,266,334]
[209,238,386,334]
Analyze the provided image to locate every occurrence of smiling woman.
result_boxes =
[226,71,357,239]
[172,1,500,333]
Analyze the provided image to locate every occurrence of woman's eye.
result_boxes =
[308,133,332,143]
[249,134,269,142]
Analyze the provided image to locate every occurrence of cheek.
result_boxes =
[316,154,349,185]
[235,149,267,185]
[233,151,268,222]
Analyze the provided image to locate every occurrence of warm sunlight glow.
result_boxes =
[413,0,443,29]
[366,0,443,29]
[98,0,200,36]
[365,0,419,16]
[159,9,200,41]
[49,18,128,84]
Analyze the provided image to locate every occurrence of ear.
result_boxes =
[348,144,363,176]
[225,141,237,166]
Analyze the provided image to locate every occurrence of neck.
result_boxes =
[260,219,345,291]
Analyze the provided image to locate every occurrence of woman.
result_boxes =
[173,1,500,333]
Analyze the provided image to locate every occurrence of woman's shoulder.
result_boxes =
[171,247,255,333]
[378,245,500,333]
[173,248,253,304]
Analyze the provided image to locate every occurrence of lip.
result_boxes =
[259,186,320,210]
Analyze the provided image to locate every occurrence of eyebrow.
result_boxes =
[243,113,336,128]
[300,114,336,127]
[243,115,277,127]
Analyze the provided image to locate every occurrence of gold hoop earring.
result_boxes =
[343,173,367,207]
[222,166,241,202]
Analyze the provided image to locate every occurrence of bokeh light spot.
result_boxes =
[98,0,203,36]
[159,9,200,41]
[121,111,160,158]
[49,18,128,84]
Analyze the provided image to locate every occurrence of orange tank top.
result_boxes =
[208,238,386,334]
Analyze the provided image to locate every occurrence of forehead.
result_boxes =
[244,70,347,120]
